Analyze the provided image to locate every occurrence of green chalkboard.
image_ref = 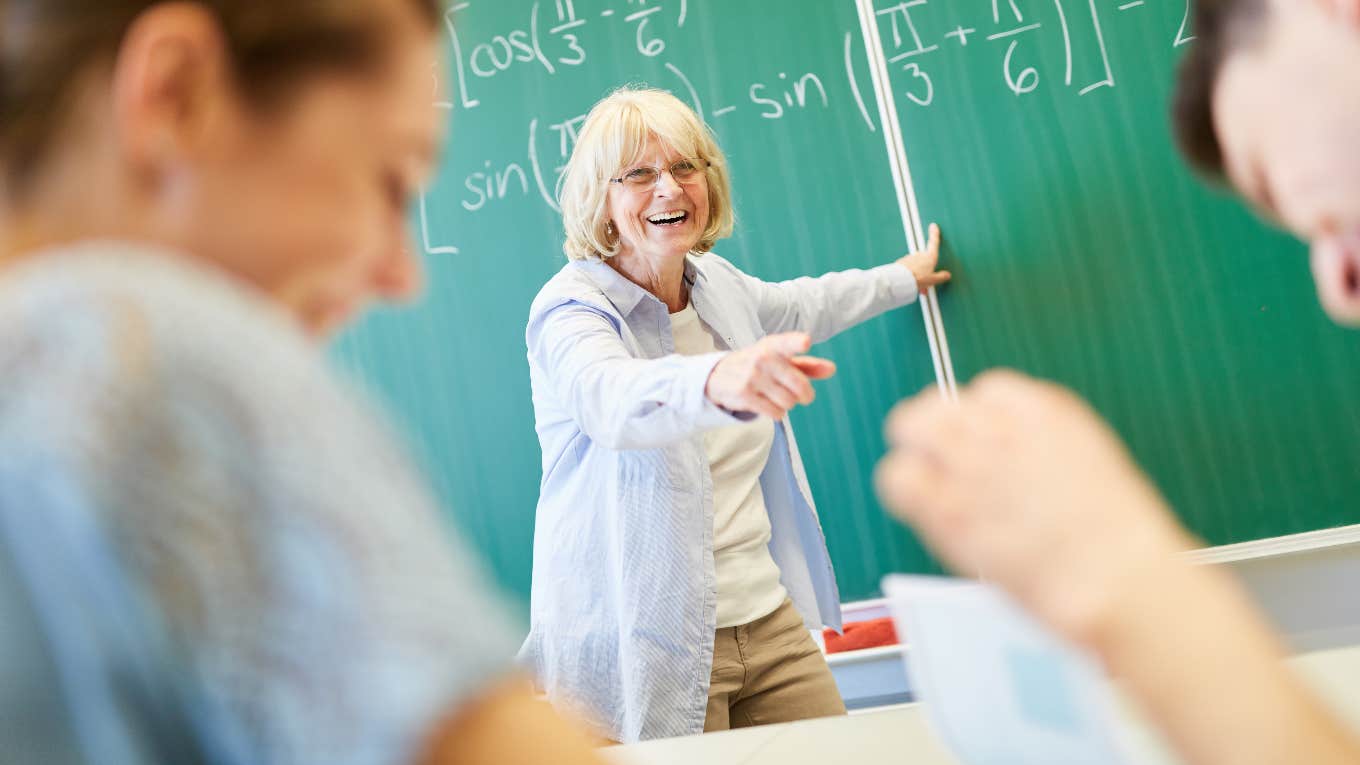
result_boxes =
[873,0,1360,545]
[334,0,1360,616]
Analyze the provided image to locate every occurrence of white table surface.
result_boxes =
[603,645,1360,765]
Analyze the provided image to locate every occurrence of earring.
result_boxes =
[606,222,616,237]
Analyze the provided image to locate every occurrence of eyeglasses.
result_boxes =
[610,158,708,191]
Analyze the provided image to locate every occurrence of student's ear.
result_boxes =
[1312,0,1360,27]
[109,3,236,186]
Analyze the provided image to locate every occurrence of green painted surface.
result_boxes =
[880,0,1360,548]
[333,0,1360,615]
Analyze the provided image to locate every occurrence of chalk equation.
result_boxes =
[432,0,893,233]
[872,0,1196,105]
[419,0,1199,257]
[438,1,877,126]
[444,0,689,109]
[458,54,849,217]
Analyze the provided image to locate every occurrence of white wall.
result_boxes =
[1228,542,1360,653]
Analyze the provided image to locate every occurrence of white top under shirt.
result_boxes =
[669,303,788,628]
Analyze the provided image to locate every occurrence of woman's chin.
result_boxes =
[647,231,701,255]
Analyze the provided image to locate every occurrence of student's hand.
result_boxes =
[874,369,1194,647]
[896,223,951,290]
[706,332,836,420]
[419,676,610,765]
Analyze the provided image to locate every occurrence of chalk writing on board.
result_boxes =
[462,161,531,212]
[873,0,1196,105]
[1174,0,1196,47]
[421,0,1200,257]
[445,0,689,110]
[441,1,855,124]
[431,0,887,226]
[516,59,843,214]
[433,43,881,226]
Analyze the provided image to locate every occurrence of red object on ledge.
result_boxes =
[822,617,900,654]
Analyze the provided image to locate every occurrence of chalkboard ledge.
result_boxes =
[1190,525,1360,565]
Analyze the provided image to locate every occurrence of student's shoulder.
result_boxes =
[0,242,341,424]
[2,242,304,346]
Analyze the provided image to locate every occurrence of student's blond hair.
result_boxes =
[558,86,735,262]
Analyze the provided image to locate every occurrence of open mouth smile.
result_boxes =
[646,211,689,227]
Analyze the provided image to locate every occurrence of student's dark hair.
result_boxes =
[1171,0,1270,181]
[0,0,441,195]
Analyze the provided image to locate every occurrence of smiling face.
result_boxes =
[557,87,734,264]
[1211,0,1360,324]
[605,138,711,265]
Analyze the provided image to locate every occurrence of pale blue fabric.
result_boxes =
[520,252,919,742]
[0,244,522,764]
[0,473,212,765]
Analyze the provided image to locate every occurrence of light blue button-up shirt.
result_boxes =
[520,251,919,742]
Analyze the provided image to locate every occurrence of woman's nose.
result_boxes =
[653,169,682,196]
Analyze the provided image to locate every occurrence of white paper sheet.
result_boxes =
[883,575,1134,765]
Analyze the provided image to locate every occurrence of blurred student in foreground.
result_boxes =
[0,1,610,763]
[876,2,1360,764]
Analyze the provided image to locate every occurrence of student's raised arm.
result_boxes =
[875,370,1360,765]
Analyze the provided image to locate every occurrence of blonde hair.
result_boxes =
[558,86,735,262]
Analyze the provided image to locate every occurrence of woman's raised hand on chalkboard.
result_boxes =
[873,370,1195,648]
[705,332,836,420]
[897,223,951,291]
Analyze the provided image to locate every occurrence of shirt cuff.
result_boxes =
[683,351,753,427]
[872,263,920,306]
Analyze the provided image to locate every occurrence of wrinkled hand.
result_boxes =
[874,369,1192,645]
[897,223,951,290]
[705,332,836,420]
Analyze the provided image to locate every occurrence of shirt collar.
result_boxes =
[682,255,709,289]
[575,254,710,318]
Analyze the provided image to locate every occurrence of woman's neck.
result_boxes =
[0,208,53,272]
[0,143,143,271]
[608,247,690,312]
[0,172,107,270]
[0,202,92,273]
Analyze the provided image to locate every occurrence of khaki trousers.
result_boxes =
[703,598,847,732]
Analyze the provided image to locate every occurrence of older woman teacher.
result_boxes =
[521,86,949,743]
